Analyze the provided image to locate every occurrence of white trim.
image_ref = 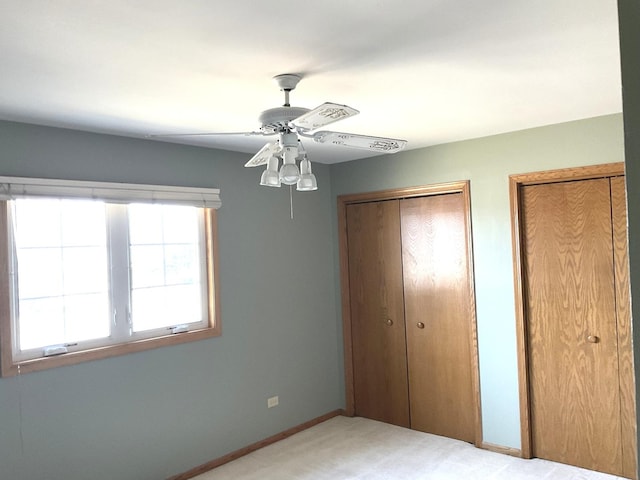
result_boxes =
[0,176,221,209]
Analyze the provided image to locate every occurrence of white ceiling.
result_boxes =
[0,0,622,164]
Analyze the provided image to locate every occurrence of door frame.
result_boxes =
[509,162,626,458]
[337,180,482,447]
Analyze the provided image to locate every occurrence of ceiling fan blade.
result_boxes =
[292,103,359,131]
[311,131,407,153]
[147,131,269,138]
[244,141,281,167]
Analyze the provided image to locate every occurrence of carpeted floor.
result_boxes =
[194,416,627,479]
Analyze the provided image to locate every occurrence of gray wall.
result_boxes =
[618,0,640,474]
[0,121,342,480]
[330,113,625,449]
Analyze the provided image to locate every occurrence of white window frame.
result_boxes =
[0,177,222,377]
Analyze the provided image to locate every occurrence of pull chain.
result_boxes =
[289,185,294,220]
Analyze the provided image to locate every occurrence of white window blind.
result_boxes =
[0,176,221,209]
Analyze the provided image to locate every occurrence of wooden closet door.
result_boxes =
[611,176,637,479]
[522,178,623,475]
[400,193,475,443]
[346,200,410,427]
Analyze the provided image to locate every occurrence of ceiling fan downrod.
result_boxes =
[274,74,302,107]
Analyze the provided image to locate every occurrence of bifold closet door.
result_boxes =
[400,193,475,443]
[346,200,410,427]
[522,178,626,476]
[346,192,476,442]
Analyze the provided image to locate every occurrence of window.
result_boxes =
[0,177,221,376]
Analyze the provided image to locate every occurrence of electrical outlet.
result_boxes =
[267,395,279,408]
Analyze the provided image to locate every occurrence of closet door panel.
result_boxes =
[400,193,475,442]
[611,176,637,479]
[346,200,410,427]
[523,179,622,475]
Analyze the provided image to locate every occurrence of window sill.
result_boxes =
[1,325,220,377]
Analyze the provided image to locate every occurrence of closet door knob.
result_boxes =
[385,319,394,326]
[587,335,600,343]
[417,322,425,329]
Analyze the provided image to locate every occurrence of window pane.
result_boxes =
[16,247,64,299]
[61,200,107,246]
[13,199,62,248]
[128,204,200,244]
[162,206,199,243]
[164,284,202,322]
[18,294,110,350]
[131,285,202,332]
[12,199,110,351]
[165,244,199,284]
[130,245,165,288]
[131,287,167,331]
[62,247,109,294]
[63,293,110,343]
[19,297,65,350]
[128,204,163,245]
[128,204,205,332]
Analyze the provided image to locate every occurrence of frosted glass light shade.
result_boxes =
[260,156,281,187]
[297,158,317,191]
[260,169,281,187]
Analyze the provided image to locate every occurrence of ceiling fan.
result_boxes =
[150,74,407,191]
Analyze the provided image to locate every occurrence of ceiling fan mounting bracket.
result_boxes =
[273,74,302,91]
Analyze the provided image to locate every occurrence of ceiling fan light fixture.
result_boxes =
[279,164,300,185]
[260,169,281,187]
[260,156,281,187]
[279,146,300,185]
[239,74,407,197]
[296,158,317,191]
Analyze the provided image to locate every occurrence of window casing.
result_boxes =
[0,180,221,377]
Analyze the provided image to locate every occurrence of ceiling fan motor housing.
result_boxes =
[258,106,310,134]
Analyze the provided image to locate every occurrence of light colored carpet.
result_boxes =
[195,416,627,480]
